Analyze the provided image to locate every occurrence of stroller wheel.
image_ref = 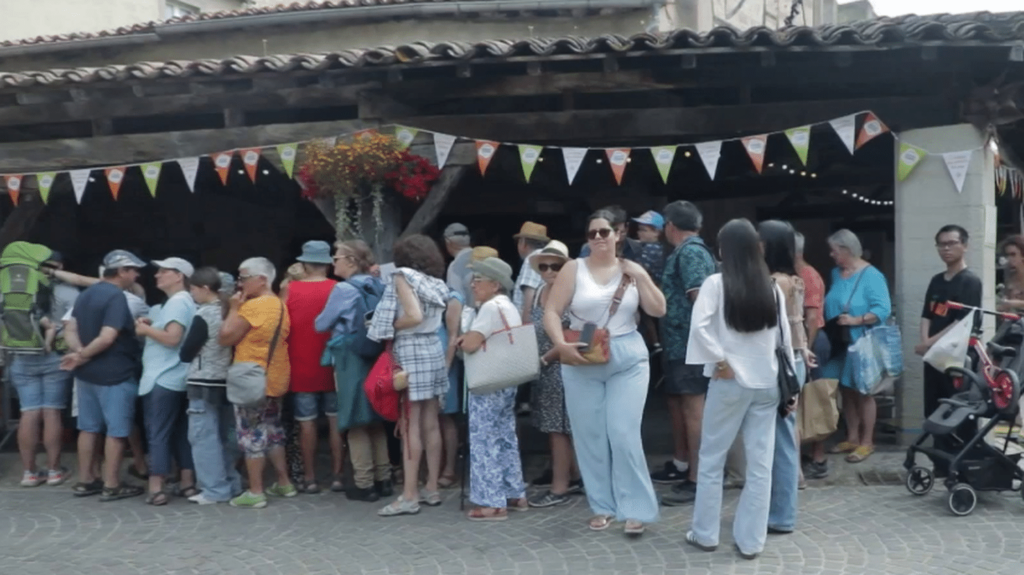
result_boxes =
[948,483,977,516]
[991,369,1021,414]
[905,466,934,496]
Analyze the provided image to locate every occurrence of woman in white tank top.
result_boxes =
[542,210,666,536]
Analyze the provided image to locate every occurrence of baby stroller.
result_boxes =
[903,304,1024,516]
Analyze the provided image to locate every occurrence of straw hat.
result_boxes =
[471,246,499,262]
[513,221,550,242]
[530,240,570,273]
[470,257,514,292]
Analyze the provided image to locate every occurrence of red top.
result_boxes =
[286,279,337,393]
[798,263,826,330]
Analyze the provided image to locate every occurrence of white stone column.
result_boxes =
[894,124,995,443]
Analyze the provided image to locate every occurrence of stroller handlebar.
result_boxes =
[946,301,1020,322]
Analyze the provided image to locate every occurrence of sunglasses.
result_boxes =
[587,228,614,240]
[537,263,563,273]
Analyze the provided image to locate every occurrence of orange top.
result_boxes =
[235,295,291,397]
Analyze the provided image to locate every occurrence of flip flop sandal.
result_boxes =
[588,515,614,532]
[437,475,458,489]
[72,479,104,497]
[100,484,144,502]
[828,441,858,454]
[624,520,646,536]
[467,507,508,522]
[845,446,875,463]
[145,491,170,506]
[174,485,200,499]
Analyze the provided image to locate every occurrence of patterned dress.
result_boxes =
[530,286,572,435]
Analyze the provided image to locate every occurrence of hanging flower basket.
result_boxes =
[297,133,440,239]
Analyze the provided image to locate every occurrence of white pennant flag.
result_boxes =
[176,157,200,193]
[562,148,587,185]
[942,150,974,194]
[69,170,91,204]
[829,114,857,155]
[695,141,722,180]
[433,133,456,170]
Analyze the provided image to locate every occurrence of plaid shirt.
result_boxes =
[368,268,450,342]
[512,250,544,313]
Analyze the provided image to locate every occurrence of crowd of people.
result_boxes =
[25,200,982,560]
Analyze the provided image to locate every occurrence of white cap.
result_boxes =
[151,257,195,278]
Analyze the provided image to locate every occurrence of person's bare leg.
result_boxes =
[439,414,459,480]
[17,410,41,473]
[811,441,826,462]
[268,445,293,487]
[91,438,103,479]
[420,399,443,493]
[42,409,63,471]
[77,431,97,483]
[667,395,688,464]
[549,433,574,495]
[327,417,344,479]
[840,388,861,446]
[400,402,425,502]
[246,457,267,494]
[795,426,805,484]
[102,436,126,488]
[128,425,148,476]
[682,394,705,482]
[298,420,318,484]
[860,395,877,448]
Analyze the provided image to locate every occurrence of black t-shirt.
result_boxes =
[921,269,982,337]
[72,281,141,386]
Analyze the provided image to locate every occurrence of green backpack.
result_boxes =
[0,241,54,352]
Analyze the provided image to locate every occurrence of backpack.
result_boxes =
[346,275,385,359]
[0,242,54,353]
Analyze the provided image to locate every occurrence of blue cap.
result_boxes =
[633,211,665,231]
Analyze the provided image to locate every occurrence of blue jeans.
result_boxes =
[11,353,69,411]
[142,385,194,476]
[187,398,241,501]
[691,378,779,554]
[561,331,659,523]
[293,391,338,422]
[77,379,138,438]
[768,357,807,532]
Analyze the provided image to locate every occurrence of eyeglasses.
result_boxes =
[936,241,961,249]
[333,254,354,262]
[537,263,563,273]
[471,275,494,284]
[587,228,614,240]
[238,274,257,282]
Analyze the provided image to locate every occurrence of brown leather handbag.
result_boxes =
[563,274,633,364]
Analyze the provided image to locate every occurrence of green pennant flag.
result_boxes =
[141,162,162,197]
[519,144,543,183]
[785,126,811,166]
[37,172,57,204]
[277,143,299,178]
[650,146,676,184]
[897,142,927,182]
[395,126,419,150]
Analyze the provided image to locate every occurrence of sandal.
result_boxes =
[330,476,345,493]
[302,481,322,495]
[828,441,858,454]
[174,484,200,499]
[419,489,442,507]
[845,445,875,463]
[127,465,149,481]
[506,498,529,512]
[146,490,170,506]
[72,479,104,497]
[624,520,646,536]
[467,507,508,522]
[438,475,458,489]
[378,496,421,517]
[100,484,144,502]
[588,515,613,531]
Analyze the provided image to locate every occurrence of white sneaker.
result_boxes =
[188,493,220,505]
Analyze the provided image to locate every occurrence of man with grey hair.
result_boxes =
[443,223,473,302]
[654,200,716,505]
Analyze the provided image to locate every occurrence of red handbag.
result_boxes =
[364,342,407,422]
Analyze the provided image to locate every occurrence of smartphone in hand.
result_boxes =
[579,322,597,353]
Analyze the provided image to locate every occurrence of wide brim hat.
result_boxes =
[296,240,333,265]
[469,257,514,292]
[471,246,499,262]
[530,240,570,273]
[513,221,550,243]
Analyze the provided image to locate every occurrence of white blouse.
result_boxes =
[685,274,795,390]
[567,258,640,337]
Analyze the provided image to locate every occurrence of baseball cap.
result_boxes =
[632,211,665,231]
[151,257,195,278]
[443,223,469,238]
[102,250,147,270]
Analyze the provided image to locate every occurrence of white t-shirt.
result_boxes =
[469,295,522,339]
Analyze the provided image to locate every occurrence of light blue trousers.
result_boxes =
[768,357,806,532]
[187,398,242,502]
[561,331,659,523]
[691,378,779,554]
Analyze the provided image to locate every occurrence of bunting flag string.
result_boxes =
[6,175,21,206]
[651,146,676,184]
[241,148,261,183]
[695,141,722,181]
[141,163,162,197]
[69,170,90,204]
[476,140,499,176]
[606,148,630,185]
[276,144,298,179]
[742,135,768,174]
[562,148,587,185]
[105,167,126,200]
[212,152,233,185]
[829,114,857,155]
[518,145,542,183]
[433,133,456,170]
[897,143,927,182]
[856,112,889,150]
[176,157,200,193]
[37,172,56,204]
[395,126,418,150]
[785,126,811,166]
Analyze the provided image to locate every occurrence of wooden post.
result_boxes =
[0,177,46,251]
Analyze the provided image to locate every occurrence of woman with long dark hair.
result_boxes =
[685,218,794,560]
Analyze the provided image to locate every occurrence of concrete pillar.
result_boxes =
[894,123,995,443]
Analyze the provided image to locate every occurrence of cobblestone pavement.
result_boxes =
[1,481,1023,575]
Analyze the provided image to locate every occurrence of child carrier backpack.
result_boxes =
[0,242,54,352]
[346,274,385,359]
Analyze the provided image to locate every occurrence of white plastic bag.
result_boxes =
[922,314,972,372]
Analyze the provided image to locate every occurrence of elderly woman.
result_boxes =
[821,230,891,464]
[544,210,667,536]
[372,235,452,517]
[315,240,392,502]
[219,257,295,509]
[458,257,529,520]
[528,240,582,508]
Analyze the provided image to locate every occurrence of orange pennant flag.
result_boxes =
[856,112,889,149]
[476,141,499,176]
[5,175,22,206]
[105,167,126,200]
[211,151,234,185]
[241,148,261,182]
[605,148,631,185]
[742,135,768,174]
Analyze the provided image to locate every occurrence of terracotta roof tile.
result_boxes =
[2,12,1022,89]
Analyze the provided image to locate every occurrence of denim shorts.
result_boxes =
[11,353,70,411]
[76,379,139,438]
[663,358,710,396]
[293,391,338,421]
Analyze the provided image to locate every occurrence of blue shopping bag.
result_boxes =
[872,323,904,378]
[849,331,884,396]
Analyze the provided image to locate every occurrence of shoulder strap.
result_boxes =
[602,267,633,329]
[265,299,285,369]
[842,267,869,313]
